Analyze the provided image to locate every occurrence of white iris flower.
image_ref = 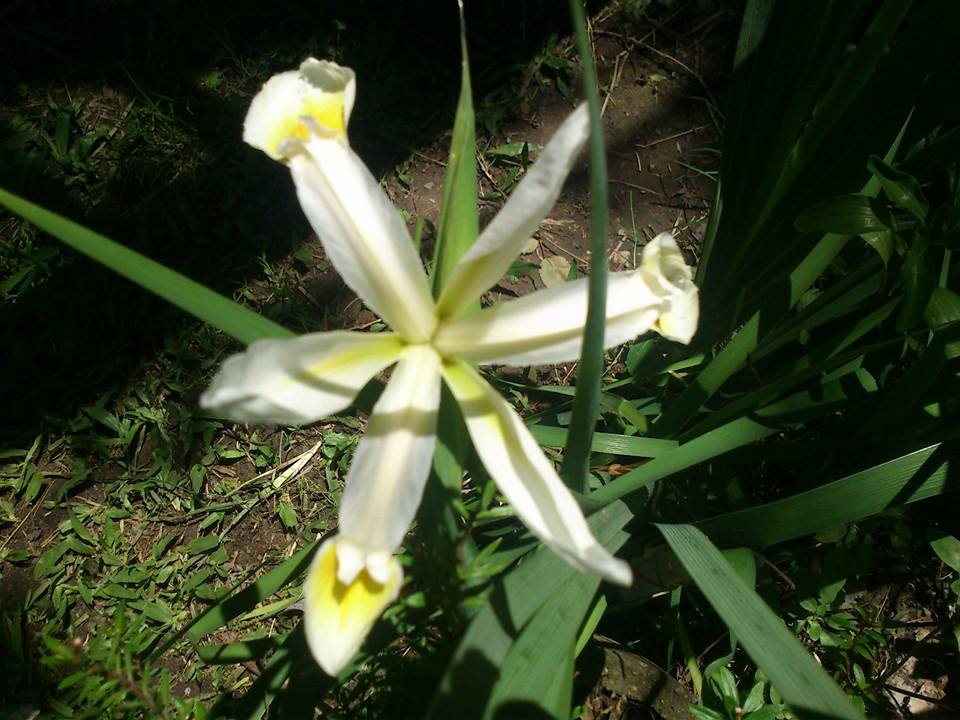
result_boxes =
[201,59,699,676]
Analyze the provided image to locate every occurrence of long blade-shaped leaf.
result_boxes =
[630,444,957,598]
[426,501,632,718]
[0,187,293,344]
[657,524,863,720]
[561,0,609,493]
[699,443,955,548]
[655,115,910,437]
[484,570,598,720]
[432,0,479,295]
[423,0,479,571]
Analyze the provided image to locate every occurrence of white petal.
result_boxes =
[244,58,356,161]
[436,105,590,318]
[289,140,437,342]
[199,331,403,425]
[641,232,699,344]
[434,271,664,366]
[442,361,632,585]
[337,344,441,575]
[303,536,402,676]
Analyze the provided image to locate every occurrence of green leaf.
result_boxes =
[925,286,960,332]
[426,501,632,718]
[186,535,220,555]
[484,569,597,719]
[657,524,863,720]
[929,530,960,573]
[197,636,282,664]
[861,230,894,266]
[689,706,726,720]
[742,680,766,714]
[166,541,316,656]
[897,237,935,331]
[794,194,890,235]
[707,665,740,716]
[529,424,677,458]
[431,3,478,296]
[560,0,611,494]
[867,155,929,222]
[698,444,954,548]
[277,502,298,529]
[0,186,293,345]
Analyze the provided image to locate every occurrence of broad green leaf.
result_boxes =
[868,155,929,222]
[0,187,293,345]
[928,530,960,573]
[861,230,894,266]
[560,0,610,494]
[484,569,597,719]
[897,237,935,331]
[431,2,478,295]
[926,287,960,330]
[426,501,632,718]
[732,0,774,70]
[794,194,889,235]
[924,286,960,359]
[698,444,953,548]
[657,524,863,720]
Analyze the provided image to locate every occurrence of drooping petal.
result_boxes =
[442,360,632,586]
[436,105,590,318]
[640,232,700,344]
[289,138,437,342]
[434,272,663,366]
[303,536,403,676]
[244,58,356,161]
[336,344,441,581]
[199,331,403,425]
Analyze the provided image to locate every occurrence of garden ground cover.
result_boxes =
[1,2,956,717]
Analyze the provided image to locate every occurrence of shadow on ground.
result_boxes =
[0,0,608,437]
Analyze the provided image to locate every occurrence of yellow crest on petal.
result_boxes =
[303,538,402,676]
[244,58,356,161]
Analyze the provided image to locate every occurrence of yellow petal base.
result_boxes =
[303,538,402,676]
[244,58,355,160]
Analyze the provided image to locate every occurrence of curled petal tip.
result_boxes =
[304,538,402,676]
[243,58,356,161]
[641,233,700,344]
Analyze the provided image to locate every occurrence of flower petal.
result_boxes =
[337,344,441,576]
[244,58,356,161]
[641,232,700,344]
[303,536,402,676]
[434,271,663,366]
[442,360,632,585]
[289,139,437,342]
[199,331,403,425]
[436,105,589,318]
